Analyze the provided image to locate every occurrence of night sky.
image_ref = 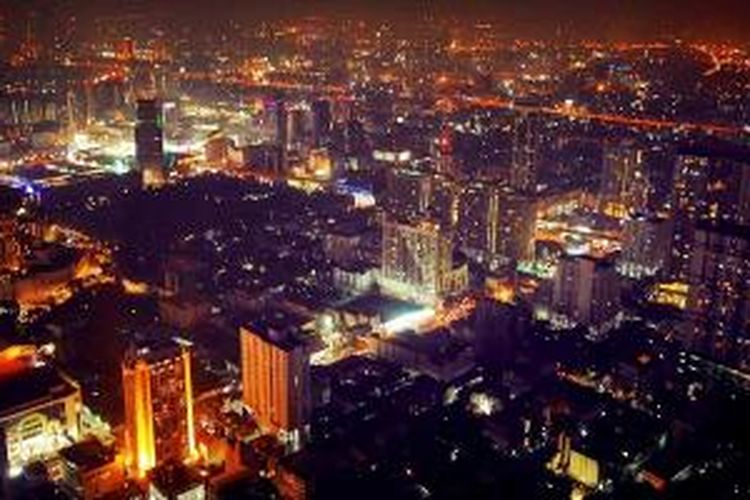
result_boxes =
[4,0,750,40]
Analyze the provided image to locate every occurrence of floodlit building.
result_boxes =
[600,140,648,217]
[240,309,312,447]
[122,340,196,476]
[380,213,468,302]
[0,345,82,478]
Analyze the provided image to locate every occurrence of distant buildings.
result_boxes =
[122,340,196,476]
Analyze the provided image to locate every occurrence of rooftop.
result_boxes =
[59,438,117,472]
[336,293,425,323]
[0,361,80,421]
[242,307,311,351]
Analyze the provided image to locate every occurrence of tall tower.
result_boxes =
[274,95,288,171]
[380,213,455,300]
[122,340,196,476]
[311,99,332,148]
[240,312,311,448]
[135,99,165,188]
[511,110,543,194]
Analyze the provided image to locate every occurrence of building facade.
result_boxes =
[122,341,196,476]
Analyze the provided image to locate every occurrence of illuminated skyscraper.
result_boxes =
[135,99,165,188]
[240,311,311,446]
[495,192,536,265]
[670,146,750,280]
[511,110,543,194]
[458,185,535,266]
[458,182,499,258]
[381,213,467,301]
[122,340,195,476]
[686,222,750,339]
[601,140,648,217]
[386,167,432,218]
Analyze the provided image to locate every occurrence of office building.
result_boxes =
[458,182,499,259]
[671,145,750,280]
[686,222,750,339]
[458,184,535,266]
[618,215,672,279]
[240,309,312,445]
[122,340,196,476]
[552,254,620,330]
[311,99,332,147]
[135,99,165,188]
[511,110,543,194]
[274,95,288,167]
[600,140,648,217]
[381,213,468,301]
[385,167,432,218]
[495,191,536,264]
[243,143,284,174]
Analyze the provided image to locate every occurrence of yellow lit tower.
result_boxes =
[122,339,196,476]
[239,310,312,450]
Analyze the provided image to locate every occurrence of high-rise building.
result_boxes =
[618,215,672,279]
[458,182,499,259]
[600,140,648,217]
[495,191,537,265]
[552,254,620,330]
[243,143,284,174]
[240,310,312,445]
[274,95,288,166]
[0,187,22,272]
[135,99,165,188]
[380,213,468,301]
[385,167,432,218]
[511,110,543,194]
[428,174,460,229]
[685,221,750,339]
[670,145,750,280]
[458,184,536,266]
[122,340,196,476]
[311,99,332,148]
